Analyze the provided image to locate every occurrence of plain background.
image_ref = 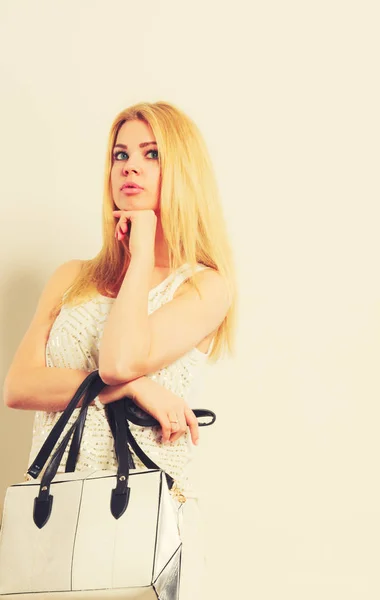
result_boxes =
[0,1,379,598]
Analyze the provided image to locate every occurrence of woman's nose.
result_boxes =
[122,160,141,175]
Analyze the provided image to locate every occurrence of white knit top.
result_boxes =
[27,263,216,502]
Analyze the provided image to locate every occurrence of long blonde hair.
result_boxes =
[54,101,238,362]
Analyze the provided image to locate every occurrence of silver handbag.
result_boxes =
[0,371,216,599]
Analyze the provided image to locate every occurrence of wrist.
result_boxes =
[124,377,150,398]
[97,377,149,406]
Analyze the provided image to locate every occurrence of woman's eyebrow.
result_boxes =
[113,141,157,149]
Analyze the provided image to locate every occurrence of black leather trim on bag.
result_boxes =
[121,397,216,428]
[109,399,132,519]
[32,373,133,527]
[33,493,53,529]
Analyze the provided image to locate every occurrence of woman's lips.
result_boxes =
[121,187,143,195]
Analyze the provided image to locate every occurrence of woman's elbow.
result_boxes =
[99,363,144,386]
[98,369,124,386]
[3,378,22,409]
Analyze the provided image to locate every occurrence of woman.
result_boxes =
[4,100,237,599]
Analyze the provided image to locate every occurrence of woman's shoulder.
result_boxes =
[173,263,229,302]
[50,259,85,298]
[55,259,85,283]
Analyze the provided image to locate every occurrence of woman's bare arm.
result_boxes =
[3,259,144,411]
[4,365,145,412]
[3,258,197,445]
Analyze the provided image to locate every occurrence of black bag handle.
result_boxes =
[27,370,217,487]
[32,377,133,528]
[105,399,175,489]
[120,396,216,428]
[63,385,216,475]
[63,395,216,488]
[27,370,105,479]
[105,397,216,491]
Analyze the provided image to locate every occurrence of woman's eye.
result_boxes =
[112,149,159,160]
[113,151,127,160]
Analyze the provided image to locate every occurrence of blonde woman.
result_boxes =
[4,100,238,599]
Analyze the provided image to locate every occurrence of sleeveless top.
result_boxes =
[27,262,216,503]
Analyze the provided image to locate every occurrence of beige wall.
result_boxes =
[1,1,379,598]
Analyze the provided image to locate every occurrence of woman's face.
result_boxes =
[110,119,161,214]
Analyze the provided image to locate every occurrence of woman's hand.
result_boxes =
[94,375,199,446]
[128,377,199,446]
[113,209,157,257]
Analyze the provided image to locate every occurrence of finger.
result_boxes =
[169,426,182,443]
[160,416,172,444]
[115,219,129,240]
[113,210,133,218]
[185,407,199,445]
[115,225,123,241]
[169,413,187,443]
[167,411,181,440]
[168,411,180,428]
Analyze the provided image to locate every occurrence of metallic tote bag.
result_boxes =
[0,371,215,599]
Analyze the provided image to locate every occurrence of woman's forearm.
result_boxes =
[3,366,147,412]
[99,253,154,382]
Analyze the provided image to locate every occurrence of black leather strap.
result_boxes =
[124,416,175,490]
[105,398,217,491]
[122,396,216,428]
[34,413,93,527]
[106,397,136,469]
[27,372,106,478]
[33,377,133,527]
[65,405,88,472]
[108,399,132,519]
[62,387,216,474]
